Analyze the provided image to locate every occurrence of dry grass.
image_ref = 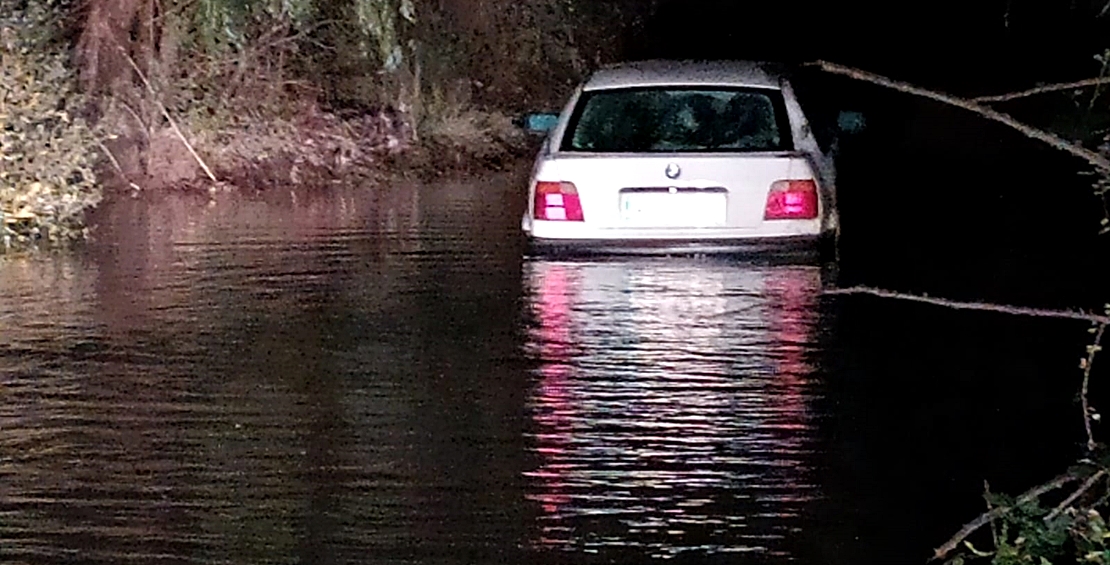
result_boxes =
[184,99,411,189]
[410,83,528,172]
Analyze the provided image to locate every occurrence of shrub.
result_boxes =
[0,0,101,248]
[413,82,527,170]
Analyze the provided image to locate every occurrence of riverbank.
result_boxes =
[1,0,542,252]
[3,58,534,253]
[3,107,532,252]
[102,98,533,193]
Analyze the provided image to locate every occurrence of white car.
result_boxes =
[520,59,853,258]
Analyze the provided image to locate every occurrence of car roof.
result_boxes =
[582,60,786,91]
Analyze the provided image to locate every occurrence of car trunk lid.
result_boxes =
[540,153,817,229]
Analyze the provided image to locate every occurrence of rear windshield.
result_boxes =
[560,87,793,153]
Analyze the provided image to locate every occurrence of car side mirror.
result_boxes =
[516,112,559,136]
[837,110,866,135]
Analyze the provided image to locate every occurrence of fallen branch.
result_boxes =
[932,471,1083,562]
[804,60,1110,172]
[823,286,1110,325]
[973,77,1110,104]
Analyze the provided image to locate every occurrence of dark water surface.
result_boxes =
[0,170,1102,564]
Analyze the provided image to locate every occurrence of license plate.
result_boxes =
[619,191,727,227]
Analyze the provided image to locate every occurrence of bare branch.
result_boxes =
[94,139,125,177]
[113,42,218,183]
[972,77,1110,103]
[93,139,142,192]
[804,60,1110,172]
[984,480,999,548]
[1045,469,1108,523]
[114,99,150,142]
[1081,324,1108,451]
[823,286,1110,324]
[932,471,1083,561]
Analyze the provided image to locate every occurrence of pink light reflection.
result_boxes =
[526,264,577,534]
[765,267,819,437]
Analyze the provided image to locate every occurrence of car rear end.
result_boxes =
[522,62,836,258]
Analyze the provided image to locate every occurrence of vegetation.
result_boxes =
[70,0,634,190]
[5,0,1110,251]
[811,56,1110,565]
[1,0,102,248]
[0,0,648,250]
[935,30,1110,563]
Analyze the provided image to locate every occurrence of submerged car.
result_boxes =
[520,59,856,258]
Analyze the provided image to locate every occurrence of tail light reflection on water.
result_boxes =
[528,264,579,531]
[523,260,824,559]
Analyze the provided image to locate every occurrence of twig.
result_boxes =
[1091,55,1110,111]
[985,477,1003,548]
[1045,468,1108,523]
[114,42,218,182]
[932,471,1082,561]
[115,99,150,143]
[1082,323,1108,451]
[972,77,1110,103]
[93,139,142,191]
[206,19,340,68]
[94,139,125,176]
[804,60,1110,172]
[824,286,1110,325]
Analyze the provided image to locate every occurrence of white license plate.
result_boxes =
[619,191,727,227]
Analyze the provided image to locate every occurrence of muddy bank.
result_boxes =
[98,100,536,196]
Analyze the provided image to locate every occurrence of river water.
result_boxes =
[0,169,1103,564]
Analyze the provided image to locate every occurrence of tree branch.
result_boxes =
[803,60,1110,172]
[932,471,1083,562]
[823,286,1110,324]
[93,139,142,192]
[972,77,1110,104]
[1045,468,1108,523]
[113,42,218,183]
[984,480,999,548]
[1082,324,1108,451]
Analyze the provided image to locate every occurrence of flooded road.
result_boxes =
[0,171,1099,564]
[524,260,823,560]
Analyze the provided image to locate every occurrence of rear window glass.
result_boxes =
[560,87,793,153]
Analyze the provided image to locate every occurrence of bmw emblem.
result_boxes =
[665,163,681,179]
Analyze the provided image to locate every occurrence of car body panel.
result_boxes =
[528,153,825,233]
[521,60,840,257]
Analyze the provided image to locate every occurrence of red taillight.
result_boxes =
[764,180,819,220]
[534,181,584,221]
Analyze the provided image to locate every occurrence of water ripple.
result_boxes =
[522,260,824,559]
[1,176,837,564]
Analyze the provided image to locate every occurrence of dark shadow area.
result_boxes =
[807,74,1110,310]
[799,296,1100,563]
[605,20,1110,311]
[620,4,1110,561]
[623,0,1110,313]
[634,0,1108,94]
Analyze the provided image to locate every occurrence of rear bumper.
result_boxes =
[526,233,835,260]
